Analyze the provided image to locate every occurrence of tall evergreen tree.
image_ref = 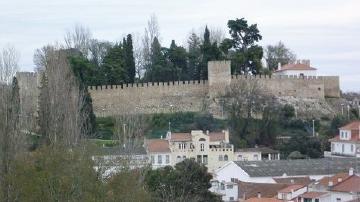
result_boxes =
[101,43,126,84]
[123,34,136,83]
[168,40,188,81]
[200,26,222,80]
[145,37,170,82]
[187,33,202,80]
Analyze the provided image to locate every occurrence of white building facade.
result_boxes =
[328,121,360,158]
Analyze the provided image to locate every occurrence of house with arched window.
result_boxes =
[145,130,235,172]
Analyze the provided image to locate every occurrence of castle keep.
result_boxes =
[87,61,340,117]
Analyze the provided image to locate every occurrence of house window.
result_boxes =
[200,143,205,151]
[304,199,312,202]
[226,185,233,189]
[166,155,170,164]
[230,197,234,201]
[254,154,258,160]
[336,198,341,202]
[238,155,243,160]
[151,155,155,164]
[315,199,319,202]
[203,155,208,165]
[220,183,225,190]
[219,155,223,161]
[158,155,162,164]
[177,156,181,162]
[183,155,186,159]
[224,155,228,161]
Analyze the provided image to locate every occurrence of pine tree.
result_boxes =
[187,33,202,80]
[146,37,170,82]
[123,34,136,83]
[168,40,188,81]
[200,26,222,80]
[101,43,126,84]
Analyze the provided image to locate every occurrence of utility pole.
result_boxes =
[312,119,315,137]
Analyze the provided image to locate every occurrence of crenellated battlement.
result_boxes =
[88,80,208,91]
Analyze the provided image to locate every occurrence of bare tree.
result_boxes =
[33,45,55,72]
[64,24,92,57]
[0,46,20,84]
[88,39,112,68]
[141,14,161,74]
[38,48,90,146]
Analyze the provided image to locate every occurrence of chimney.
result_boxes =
[278,62,281,70]
[349,167,354,176]
[206,130,209,135]
[257,192,261,198]
[328,181,333,187]
[338,178,342,183]
[290,179,294,184]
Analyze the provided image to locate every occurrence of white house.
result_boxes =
[235,147,280,161]
[213,158,360,184]
[298,192,331,202]
[210,180,238,202]
[146,139,172,169]
[327,120,360,157]
[277,184,307,201]
[274,59,317,77]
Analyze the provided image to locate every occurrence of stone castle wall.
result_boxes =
[89,81,209,117]
[16,72,40,130]
[15,61,340,118]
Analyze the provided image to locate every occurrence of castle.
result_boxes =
[15,61,340,123]
[87,61,340,117]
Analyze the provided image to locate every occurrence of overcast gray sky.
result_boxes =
[0,0,359,91]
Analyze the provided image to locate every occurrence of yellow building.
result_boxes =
[146,130,234,172]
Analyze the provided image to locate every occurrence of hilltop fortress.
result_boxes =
[15,61,340,122]
[87,61,340,117]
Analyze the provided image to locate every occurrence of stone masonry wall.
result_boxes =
[89,81,209,117]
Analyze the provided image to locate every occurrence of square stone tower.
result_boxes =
[208,60,231,97]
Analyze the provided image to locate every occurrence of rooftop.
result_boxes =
[233,158,360,177]
[245,198,282,202]
[273,176,312,185]
[331,175,360,193]
[339,120,360,131]
[299,192,328,199]
[209,132,226,142]
[275,61,317,72]
[317,172,350,187]
[237,181,288,199]
[278,184,305,193]
[169,133,192,142]
[146,139,170,153]
[237,147,279,154]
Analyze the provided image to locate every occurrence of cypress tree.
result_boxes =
[124,34,136,83]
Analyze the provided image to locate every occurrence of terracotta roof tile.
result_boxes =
[146,139,170,153]
[340,121,360,130]
[299,192,328,199]
[170,133,192,141]
[273,177,312,185]
[278,184,305,193]
[275,63,317,72]
[245,198,282,202]
[318,173,350,187]
[209,132,225,142]
[331,175,360,193]
[237,181,288,199]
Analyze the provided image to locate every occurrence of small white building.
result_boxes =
[274,60,317,77]
[277,184,307,201]
[235,147,280,161]
[146,139,172,169]
[210,180,238,202]
[298,192,331,202]
[328,121,360,158]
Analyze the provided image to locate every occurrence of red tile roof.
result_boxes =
[245,198,282,202]
[340,121,360,130]
[146,139,170,153]
[318,173,350,187]
[299,192,328,199]
[237,181,288,199]
[278,184,305,193]
[170,133,192,142]
[275,63,316,72]
[273,177,312,185]
[209,132,225,142]
[331,175,360,193]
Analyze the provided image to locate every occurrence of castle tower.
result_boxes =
[208,60,231,97]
